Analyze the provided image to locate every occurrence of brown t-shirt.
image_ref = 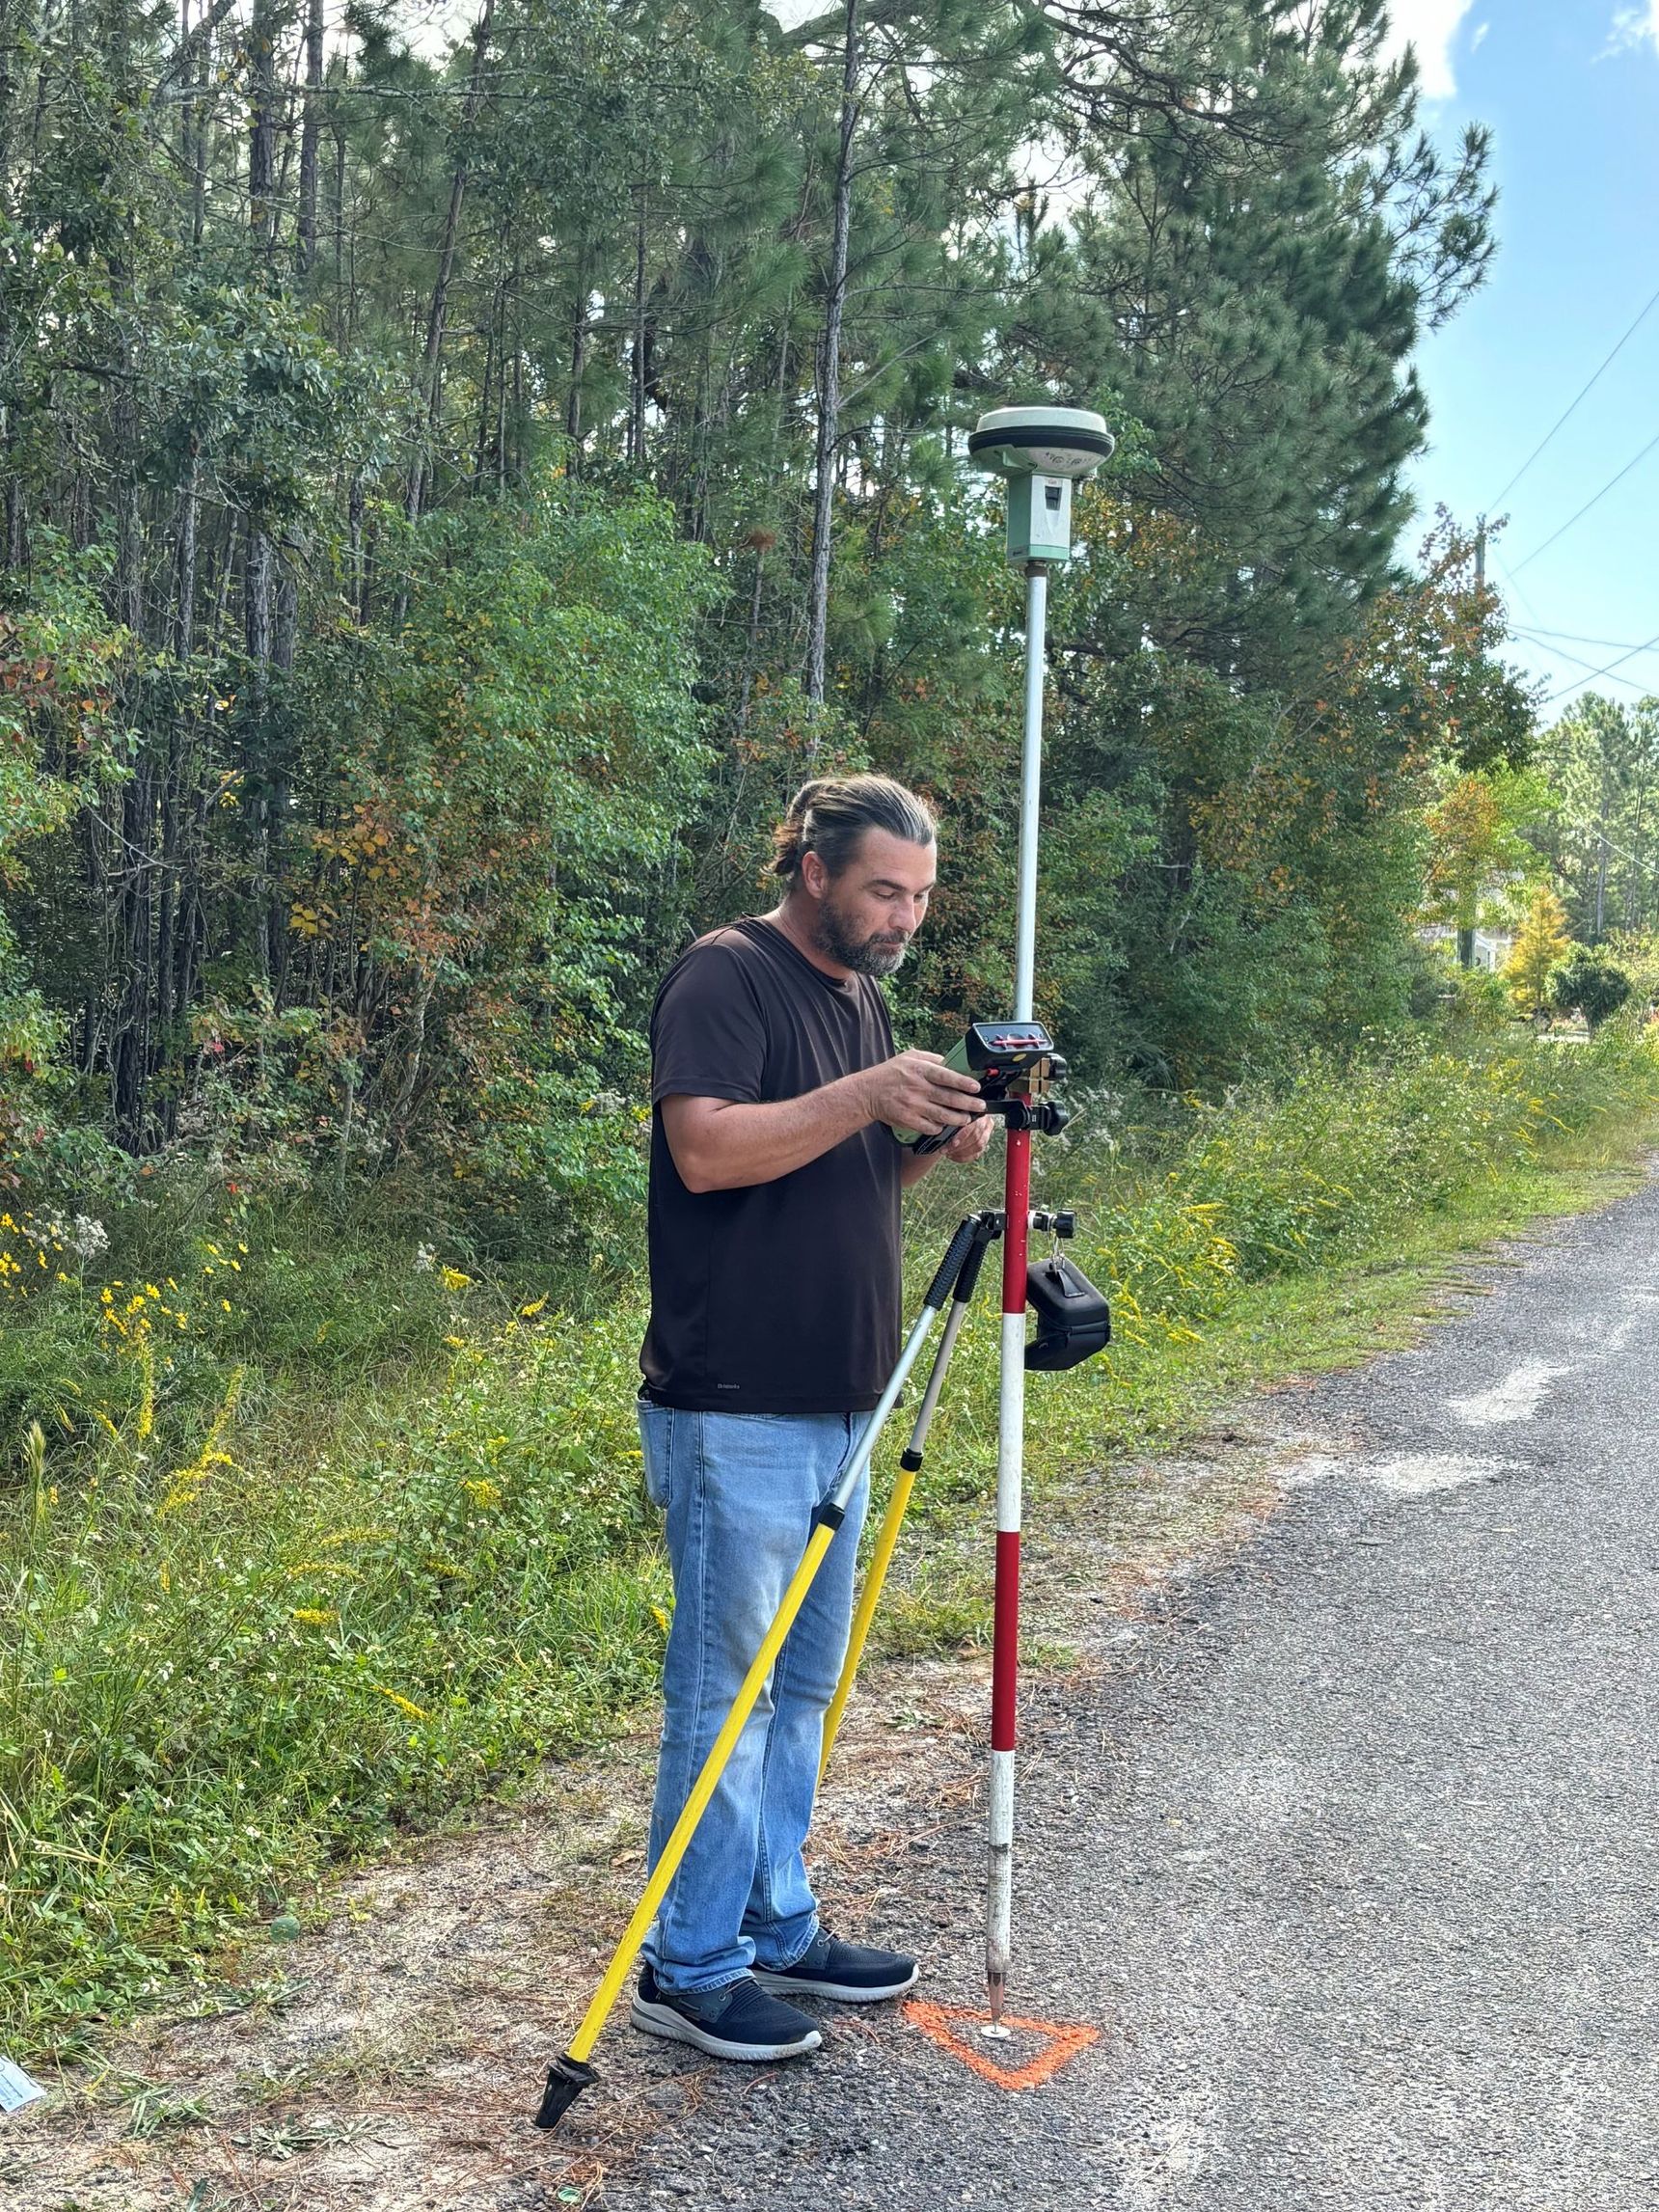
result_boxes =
[639,916,903,1414]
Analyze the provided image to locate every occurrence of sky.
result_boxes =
[1398,0,1659,714]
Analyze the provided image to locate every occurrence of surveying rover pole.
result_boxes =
[966,405,1114,2026]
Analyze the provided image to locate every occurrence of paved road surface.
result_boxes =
[589,1167,1659,2211]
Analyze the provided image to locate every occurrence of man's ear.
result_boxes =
[800,851,830,903]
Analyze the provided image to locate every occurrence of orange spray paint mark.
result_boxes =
[903,1999,1100,2091]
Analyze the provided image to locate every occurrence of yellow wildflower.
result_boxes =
[373,1686,429,1722]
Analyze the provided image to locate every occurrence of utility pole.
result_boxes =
[1458,515,1487,971]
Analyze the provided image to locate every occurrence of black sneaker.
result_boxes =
[631,1965,823,2062]
[751,1931,918,2004]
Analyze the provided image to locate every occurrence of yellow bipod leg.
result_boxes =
[565,1516,837,2072]
[818,1461,916,1787]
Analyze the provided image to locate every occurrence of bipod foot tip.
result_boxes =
[533,2053,599,2130]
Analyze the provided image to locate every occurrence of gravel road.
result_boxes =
[586,1167,1659,2211]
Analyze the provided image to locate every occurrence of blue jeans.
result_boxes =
[638,1404,870,1995]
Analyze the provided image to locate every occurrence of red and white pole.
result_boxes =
[986,560,1048,2028]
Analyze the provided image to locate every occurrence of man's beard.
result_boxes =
[815,895,911,977]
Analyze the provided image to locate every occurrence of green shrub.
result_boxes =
[1548,947,1634,1033]
[1114,1028,1659,1297]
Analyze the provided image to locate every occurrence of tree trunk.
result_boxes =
[739,333,790,727]
[245,523,274,983]
[331,116,347,324]
[297,0,324,275]
[497,274,514,490]
[564,250,588,456]
[0,0,14,199]
[105,225,154,1146]
[249,0,279,252]
[265,549,298,988]
[474,266,503,484]
[347,471,367,622]
[2,405,24,571]
[188,6,209,250]
[408,0,496,525]
[175,443,199,659]
[804,0,859,712]
[629,196,648,467]
[245,529,272,685]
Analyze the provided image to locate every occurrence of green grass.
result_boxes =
[2,1023,1656,2056]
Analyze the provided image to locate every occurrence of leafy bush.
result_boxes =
[1548,947,1633,1033]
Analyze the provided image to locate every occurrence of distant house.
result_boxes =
[1471,929,1513,974]
[1421,922,1512,975]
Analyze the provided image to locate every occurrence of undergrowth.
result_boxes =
[2,1024,1656,2053]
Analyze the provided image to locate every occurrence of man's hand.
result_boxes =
[940,1114,994,1165]
[859,1049,985,1137]
[899,1100,994,1186]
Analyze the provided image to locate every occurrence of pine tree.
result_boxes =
[1506,886,1573,1020]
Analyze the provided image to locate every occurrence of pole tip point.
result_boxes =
[979,2021,1012,2041]
[533,2054,599,2130]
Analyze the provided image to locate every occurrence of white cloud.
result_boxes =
[1604,4,1659,56]
[1383,0,1480,99]
[1471,20,1491,51]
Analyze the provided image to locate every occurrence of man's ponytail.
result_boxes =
[769,778,838,879]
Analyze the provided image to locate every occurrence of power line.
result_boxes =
[1518,636,1653,694]
[1514,622,1659,652]
[1509,424,1659,574]
[1541,626,1659,707]
[1488,275,1659,510]
[1488,545,1542,630]
[1544,808,1659,884]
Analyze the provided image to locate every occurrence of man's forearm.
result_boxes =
[670,1070,879,1191]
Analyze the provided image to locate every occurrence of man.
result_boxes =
[633,773,993,2064]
